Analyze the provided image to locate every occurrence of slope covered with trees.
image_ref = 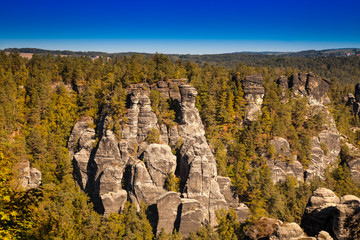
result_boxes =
[1,51,360,239]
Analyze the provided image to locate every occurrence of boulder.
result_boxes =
[301,188,340,236]
[332,195,360,240]
[316,231,333,240]
[270,222,306,240]
[268,159,304,183]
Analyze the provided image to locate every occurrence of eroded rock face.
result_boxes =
[242,74,265,122]
[18,161,41,189]
[332,195,360,240]
[289,73,330,106]
[270,222,306,240]
[306,129,341,181]
[156,192,181,235]
[142,144,176,187]
[274,73,341,182]
[343,142,360,184]
[301,188,340,237]
[267,137,304,183]
[301,188,360,239]
[68,80,250,236]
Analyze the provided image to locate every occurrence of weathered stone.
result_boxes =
[332,195,360,240]
[18,161,41,189]
[68,80,245,235]
[343,142,360,184]
[288,73,330,106]
[270,222,306,240]
[243,74,265,122]
[246,217,283,240]
[179,198,203,237]
[316,231,333,240]
[306,73,331,106]
[267,137,304,183]
[131,160,166,205]
[216,176,239,208]
[142,143,177,187]
[306,130,340,181]
[156,192,181,235]
[277,75,288,89]
[235,203,251,223]
[301,188,340,236]
[268,159,304,183]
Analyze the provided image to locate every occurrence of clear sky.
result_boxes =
[0,0,359,54]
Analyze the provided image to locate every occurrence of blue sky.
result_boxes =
[0,0,359,54]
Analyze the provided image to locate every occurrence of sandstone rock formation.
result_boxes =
[301,188,360,239]
[270,222,307,240]
[301,188,340,236]
[274,73,341,182]
[18,160,41,189]
[267,137,304,183]
[332,195,360,240]
[343,139,360,184]
[242,74,265,122]
[68,79,249,236]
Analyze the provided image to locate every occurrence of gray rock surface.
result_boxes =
[142,143,176,187]
[242,74,265,122]
[332,195,360,240]
[306,129,341,181]
[317,231,333,240]
[301,188,340,237]
[289,73,330,106]
[68,80,250,235]
[18,161,41,189]
[179,198,203,237]
[267,137,304,183]
[270,222,306,240]
[343,142,360,184]
[156,192,181,235]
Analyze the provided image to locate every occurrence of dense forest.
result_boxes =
[1,50,360,239]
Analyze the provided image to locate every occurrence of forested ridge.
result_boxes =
[1,50,360,239]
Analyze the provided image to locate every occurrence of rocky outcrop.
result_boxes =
[289,73,330,106]
[156,192,181,235]
[68,79,249,236]
[306,129,341,181]
[343,142,360,184]
[242,74,265,122]
[18,161,41,189]
[216,176,250,222]
[267,137,304,183]
[301,188,360,240]
[270,222,307,240]
[301,188,340,236]
[332,195,360,240]
[68,116,95,190]
[274,73,341,182]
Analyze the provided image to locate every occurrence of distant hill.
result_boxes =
[2,47,360,84]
